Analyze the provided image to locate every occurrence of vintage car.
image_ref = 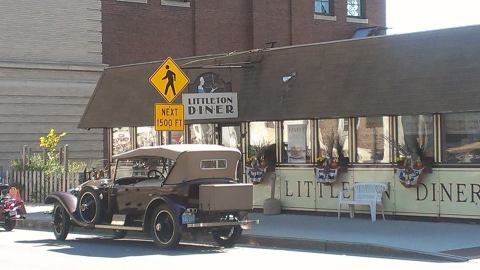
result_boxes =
[45,144,256,248]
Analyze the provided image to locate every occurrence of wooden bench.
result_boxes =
[337,182,388,222]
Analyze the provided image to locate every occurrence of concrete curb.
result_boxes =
[15,218,468,262]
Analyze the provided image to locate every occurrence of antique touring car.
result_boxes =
[45,144,256,248]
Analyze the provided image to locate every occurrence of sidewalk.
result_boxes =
[17,204,480,262]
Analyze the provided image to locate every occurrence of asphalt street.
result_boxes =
[2,229,480,270]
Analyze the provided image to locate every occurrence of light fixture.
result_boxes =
[282,72,297,83]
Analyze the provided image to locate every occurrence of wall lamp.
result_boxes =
[282,72,297,83]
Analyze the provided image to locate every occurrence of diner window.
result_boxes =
[112,127,132,156]
[442,112,480,164]
[347,0,365,18]
[397,115,434,166]
[136,127,158,147]
[189,124,215,144]
[161,131,184,145]
[282,120,313,164]
[318,118,349,163]
[249,121,277,166]
[356,116,390,163]
[315,0,334,16]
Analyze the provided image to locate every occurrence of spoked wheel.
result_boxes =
[151,205,181,249]
[78,189,102,224]
[112,230,127,239]
[52,203,70,240]
[3,219,16,231]
[212,225,242,248]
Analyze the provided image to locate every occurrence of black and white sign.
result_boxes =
[182,93,238,120]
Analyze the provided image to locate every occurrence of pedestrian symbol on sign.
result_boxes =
[162,65,176,95]
[149,57,189,103]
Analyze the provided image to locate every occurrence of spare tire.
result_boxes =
[77,188,102,224]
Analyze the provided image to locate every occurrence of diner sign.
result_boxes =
[182,92,238,120]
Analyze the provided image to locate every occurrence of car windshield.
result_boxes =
[115,157,175,180]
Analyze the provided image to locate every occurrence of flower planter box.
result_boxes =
[314,166,338,184]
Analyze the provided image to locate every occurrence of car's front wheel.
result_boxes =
[151,205,181,249]
[212,225,242,248]
[52,203,70,240]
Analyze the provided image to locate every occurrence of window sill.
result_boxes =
[314,14,337,21]
[161,0,190,8]
[116,0,147,3]
[347,17,369,24]
[276,163,315,168]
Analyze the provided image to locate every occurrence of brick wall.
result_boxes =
[103,0,386,66]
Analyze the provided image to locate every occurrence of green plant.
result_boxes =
[68,161,87,173]
[9,129,77,174]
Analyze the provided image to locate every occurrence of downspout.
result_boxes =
[289,0,293,45]
[192,0,197,55]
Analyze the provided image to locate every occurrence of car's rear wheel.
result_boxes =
[212,225,242,248]
[151,205,181,249]
[78,189,102,224]
[52,203,70,240]
[3,219,16,231]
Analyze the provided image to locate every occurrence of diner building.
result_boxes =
[80,25,480,219]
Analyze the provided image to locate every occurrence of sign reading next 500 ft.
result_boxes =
[182,93,238,120]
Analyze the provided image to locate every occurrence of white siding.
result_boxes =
[0,0,104,172]
[0,0,102,64]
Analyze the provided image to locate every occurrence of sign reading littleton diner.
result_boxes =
[154,104,184,131]
[182,92,238,120]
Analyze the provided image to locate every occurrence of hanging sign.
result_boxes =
[182,92,238,120]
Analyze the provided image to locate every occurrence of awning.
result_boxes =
[79,25,480,129]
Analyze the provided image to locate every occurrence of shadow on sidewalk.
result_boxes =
[16,236,226,258]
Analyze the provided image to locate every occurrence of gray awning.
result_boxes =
[79,25,480,129]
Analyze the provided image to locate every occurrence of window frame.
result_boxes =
[346,0,366,18]
[200,159,228,170]
[280,119,315,164]
[316,117,350,161]
[315,0,334,16]
[354,116,392,164]
[440,112,480,165]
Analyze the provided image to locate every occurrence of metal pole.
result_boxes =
[63,144,69,173]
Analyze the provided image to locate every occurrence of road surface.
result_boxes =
[1,229,479,269]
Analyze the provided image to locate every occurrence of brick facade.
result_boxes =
[102,0,386,66]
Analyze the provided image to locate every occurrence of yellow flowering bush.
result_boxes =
[40,129,66,152]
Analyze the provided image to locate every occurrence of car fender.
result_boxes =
[45,192,93,228]
[143,196,186,229]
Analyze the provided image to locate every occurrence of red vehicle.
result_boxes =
[0,184,27,231]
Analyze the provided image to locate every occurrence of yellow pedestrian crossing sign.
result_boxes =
[149,57,190,103]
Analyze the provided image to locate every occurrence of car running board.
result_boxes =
[94,224,143,231]
[186,219,259,228]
